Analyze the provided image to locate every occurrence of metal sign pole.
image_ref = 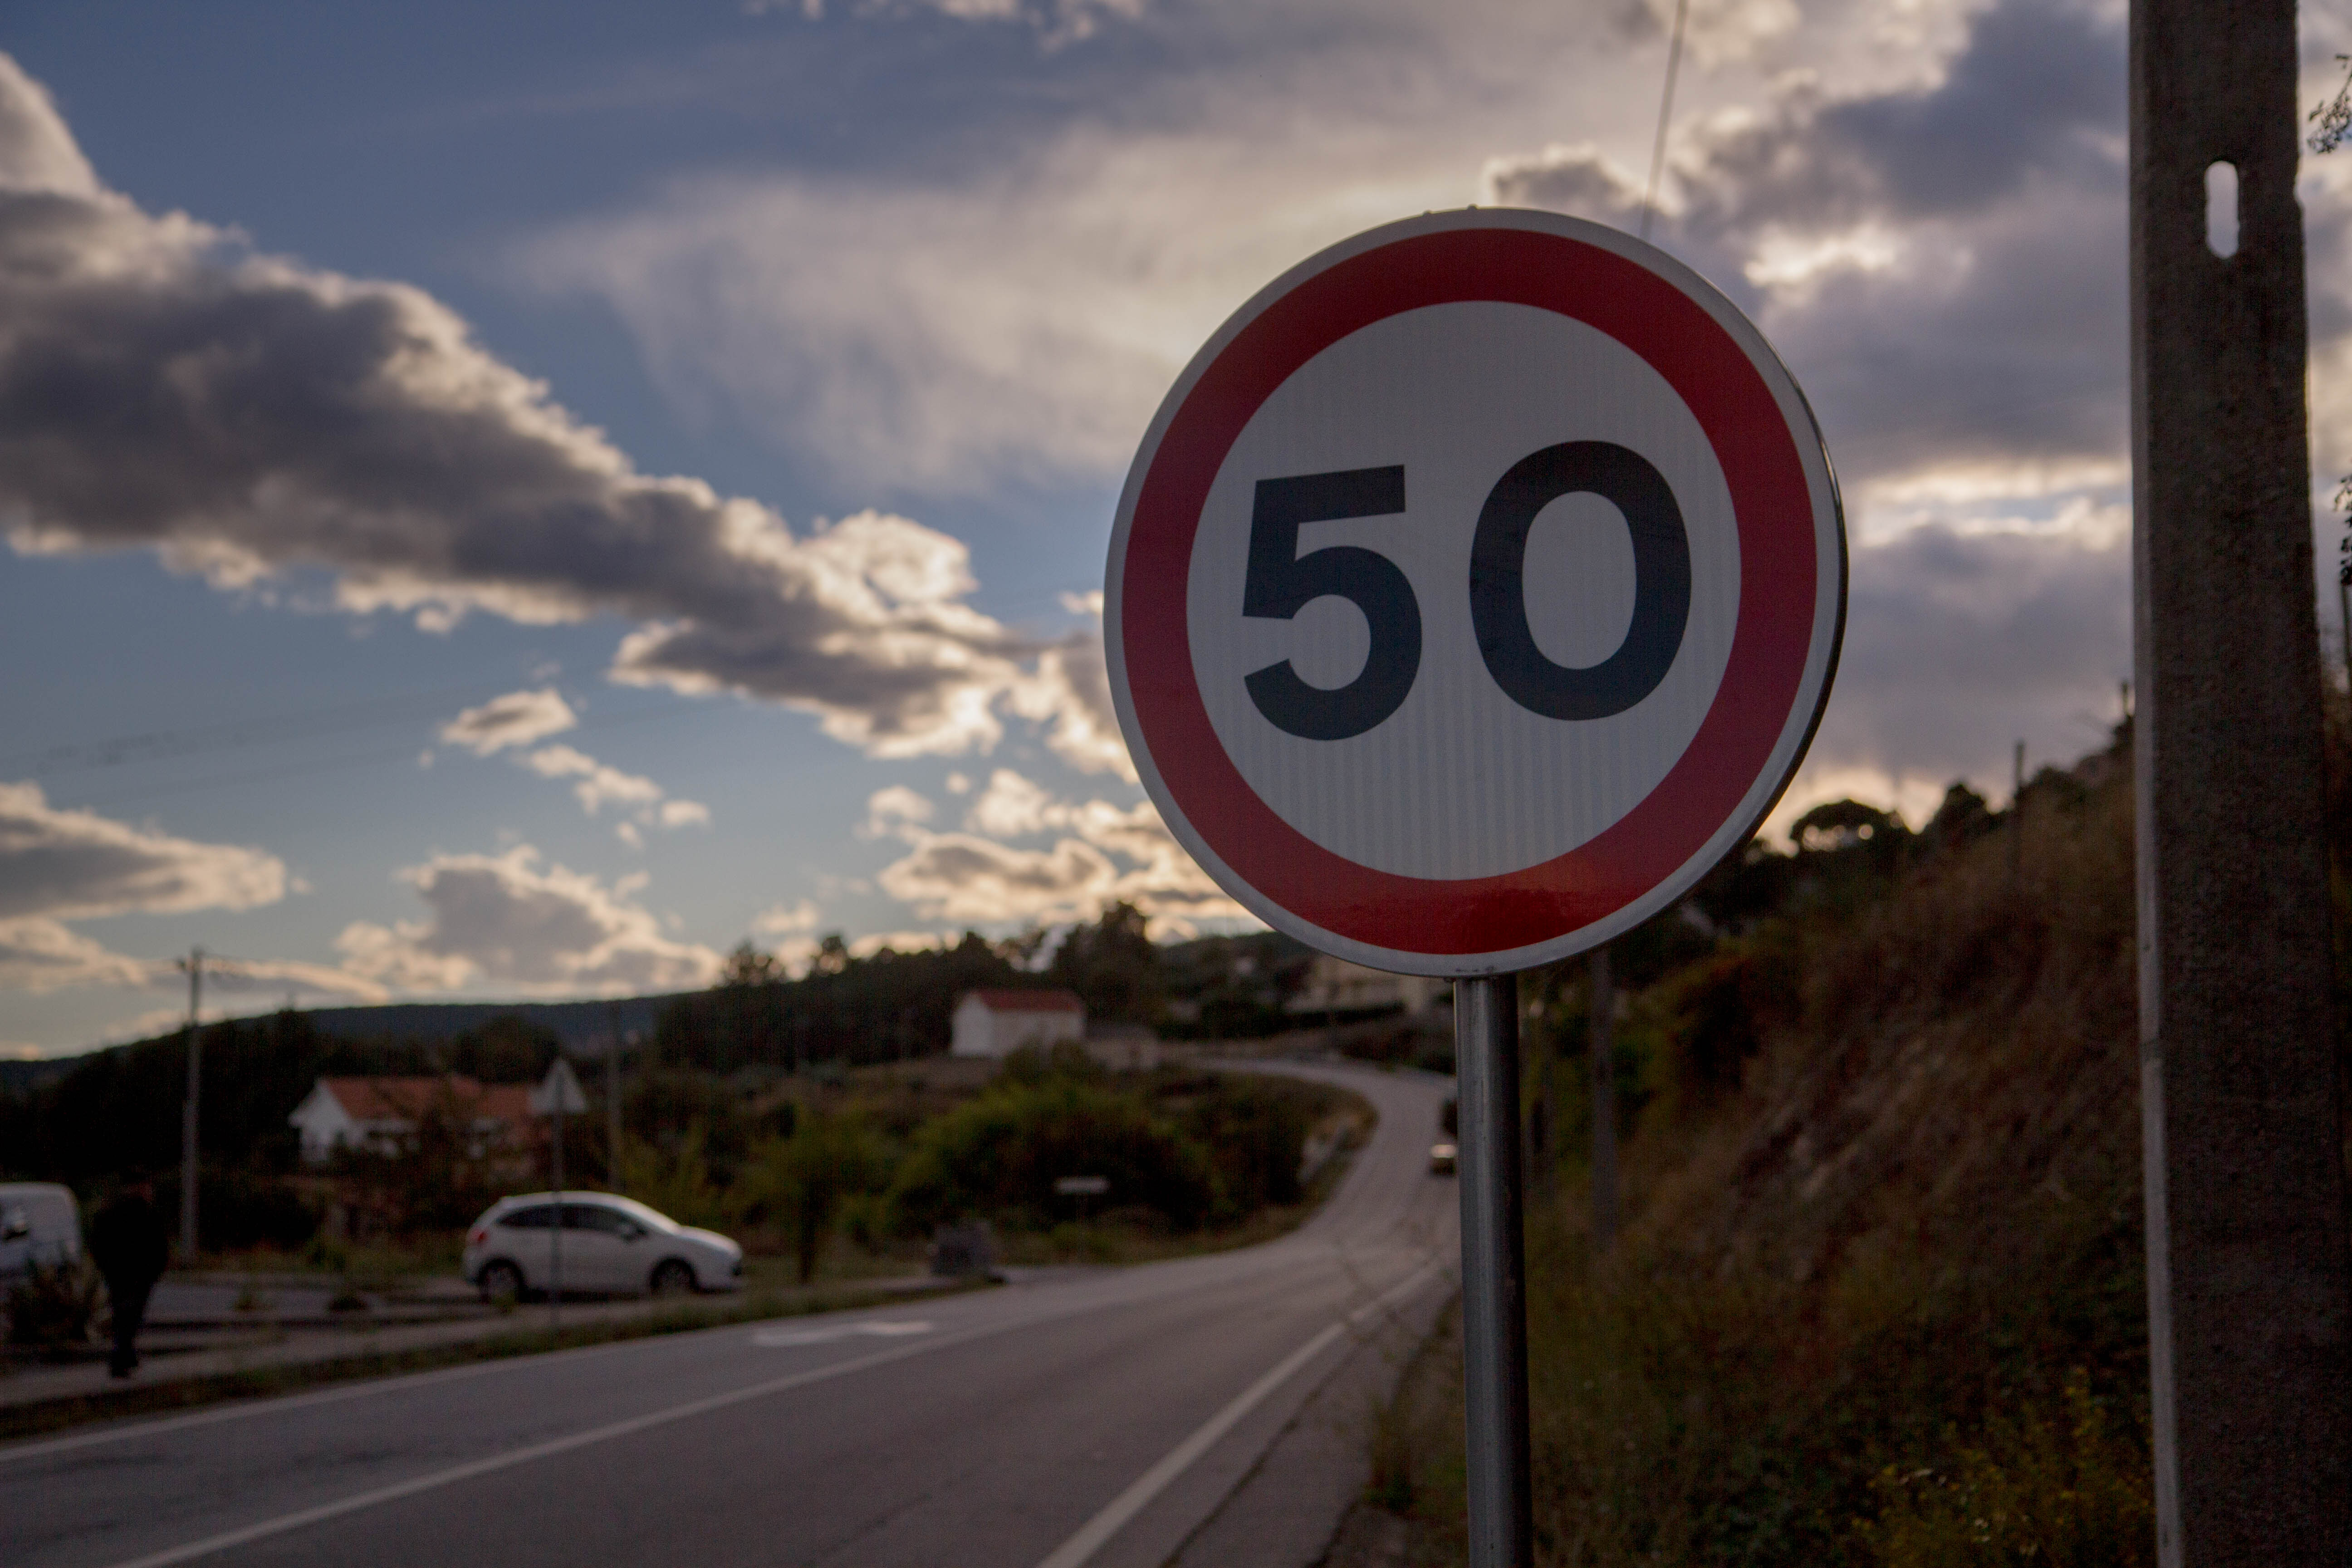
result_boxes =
[550,1086,564,1334]
[1455,974,1532,1568]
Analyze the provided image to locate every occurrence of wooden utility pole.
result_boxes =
[1588,946,1617,1249]
[2131,2,2352,1560]
[177,947,202,1259]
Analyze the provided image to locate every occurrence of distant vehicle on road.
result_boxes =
[0,1182,82,1281]
[464,1193,743,1302]
[1428,1142,1458,1176]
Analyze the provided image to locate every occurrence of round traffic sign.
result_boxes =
[1105,209,1844,975]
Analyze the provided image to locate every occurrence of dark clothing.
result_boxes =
[89,1191,168,1377]
[107,1278,152,1377]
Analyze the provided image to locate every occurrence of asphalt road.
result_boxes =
[1,1063,1458,1568]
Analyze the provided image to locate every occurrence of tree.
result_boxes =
[720,941,782,988]
[1049,902,1163,1023]
[739,1109,887,1284]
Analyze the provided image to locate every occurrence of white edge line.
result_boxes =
[0,1324,673,1467]
[87,1303,1081,1568]
[1029,1260,1443,1568]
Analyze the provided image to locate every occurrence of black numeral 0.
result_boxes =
[1243,466,1418,740]
[1240,444,1690,738]
[1469,441,1690,720]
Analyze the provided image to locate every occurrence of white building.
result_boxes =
[951,990,1087,1058]
[287,1075,536,1165]
[1286,955,1446,1017]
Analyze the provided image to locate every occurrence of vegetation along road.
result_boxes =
[0,1061,1455,1568]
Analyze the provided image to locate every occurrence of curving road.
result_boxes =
[0,1063,1458,1568]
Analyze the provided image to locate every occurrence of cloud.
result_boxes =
[859,784,936,839]
[1487,0,2133,513]
[440,688,579,755]
[0,781,285,922]
[336,846,723,994]
[1813,521,2132,789]
[752,898,821,936]
[194,955,389,1004]
[879,769,1242,931]
[0,56,1109,769]
[1474,0,2156,817]
[520,744,666,813]
[432,691,709,836]
[0,916,149,993]
[512,120,1462,497]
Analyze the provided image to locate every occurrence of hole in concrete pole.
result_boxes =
[2205,161,2239,257]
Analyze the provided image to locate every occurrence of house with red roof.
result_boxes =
[288,1074,540,1165]
[950,989,1086,1059]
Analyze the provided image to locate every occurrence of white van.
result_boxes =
[0,1183,83,1281]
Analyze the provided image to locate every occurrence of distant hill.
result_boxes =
[0,1057,74,1095]
[300,995,681,1054]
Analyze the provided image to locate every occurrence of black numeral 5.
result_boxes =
[1242,444,1690,738]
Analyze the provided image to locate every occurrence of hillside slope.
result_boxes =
[1362,721,2352,1566]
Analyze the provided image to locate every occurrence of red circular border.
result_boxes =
[1121,225,1820,956]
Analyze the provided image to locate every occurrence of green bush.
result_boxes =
[889,1075,1215,1234]
[733,1109,892,1283]
[1862,1372,2153,1568]
[1178,1075,1315,1217]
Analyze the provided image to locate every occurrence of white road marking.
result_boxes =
[83,1309,1054,1568]
[752,1319,932,1347]
[1029,1261,1443,1568]
[0,1330,668,1467]
[74,1260,1373,1568]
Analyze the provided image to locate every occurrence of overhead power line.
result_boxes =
[1640,0,1692,243]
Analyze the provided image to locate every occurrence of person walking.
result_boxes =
[89,1177,169,1378]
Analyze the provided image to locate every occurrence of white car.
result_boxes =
[463,1193,743,1301]
[0,1183,81,1282]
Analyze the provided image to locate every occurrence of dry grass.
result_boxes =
[1369,749,2168,1566]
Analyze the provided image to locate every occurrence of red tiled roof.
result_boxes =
[963,989,1085,1013]
[319,1075,536,1124]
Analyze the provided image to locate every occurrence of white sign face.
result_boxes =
[1106,210,1843,976]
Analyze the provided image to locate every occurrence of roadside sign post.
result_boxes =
[1455,974,1532,1565]
[1105,210,1844,1567]
[532,1058,589,1333]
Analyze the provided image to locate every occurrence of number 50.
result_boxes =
[1242,443,1694,741]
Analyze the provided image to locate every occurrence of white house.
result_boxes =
[288,1075,537,1165]
[951,990,1087,1058]
[1286,955,1446,1018]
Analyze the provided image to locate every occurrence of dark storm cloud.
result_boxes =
[0,54,1107,766]
[1489,0,2131,490]
[1822,523,2132,786]
[0,782,285,923]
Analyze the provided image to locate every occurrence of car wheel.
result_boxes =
[650,1259,696,1298]
[480,1260,525,1304]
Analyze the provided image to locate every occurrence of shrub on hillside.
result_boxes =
[1175,1075,1316,1217]
[889,1073,1215,1234]
[733,1109,892,1283]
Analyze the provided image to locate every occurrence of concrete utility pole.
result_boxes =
[177,947,202,1260]
[1588,946,1618,1249]
[2131,3,2352,1562]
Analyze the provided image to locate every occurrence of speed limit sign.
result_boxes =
[1105,209,1844,975]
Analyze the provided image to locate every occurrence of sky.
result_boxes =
[4,0,2350,1058]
